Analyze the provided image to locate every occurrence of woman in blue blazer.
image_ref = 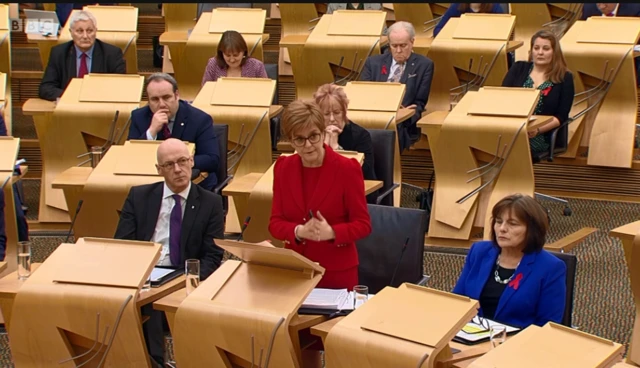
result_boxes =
[453,194,566,328]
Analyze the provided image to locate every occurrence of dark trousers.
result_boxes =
[141,304,166,366]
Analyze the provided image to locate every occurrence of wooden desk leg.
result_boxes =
[164,310,176,333]
[0,298,14,331]
[434,345,454,368]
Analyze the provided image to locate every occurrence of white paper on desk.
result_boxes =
[455,317,520,342]
[302,288,350,309]
[149,267,175,282]
[634,45,640,52]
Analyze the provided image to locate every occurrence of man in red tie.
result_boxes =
[38,10,126,101]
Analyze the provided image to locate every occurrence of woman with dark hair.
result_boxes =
[453,194,566,328]
[502,30,575,156]
[433,3,505,37]
[201,30,268,85]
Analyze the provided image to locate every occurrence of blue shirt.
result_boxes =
[74,44,94,76]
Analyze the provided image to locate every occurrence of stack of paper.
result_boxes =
[302,288,352,310]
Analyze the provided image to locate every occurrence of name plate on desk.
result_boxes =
[210,77,276,107]
[79,74,144,103]
[344,82,406,112]
[208,8,266,34]
[83,5,139,32]
[327,10,387,36]
[467,87,539,118]
[452,13,515,41]
[115,140,195,176]
[577,17,640,45]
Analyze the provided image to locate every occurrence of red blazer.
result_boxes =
[269,145,372,271]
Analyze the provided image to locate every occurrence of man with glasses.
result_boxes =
[360,21,434,153]
[39,10,126,101]
[114,138,224,367]
[128,73,220,190]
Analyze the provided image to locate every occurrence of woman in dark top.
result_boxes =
[453,194,566,328]
[502,30,575,156]
[433,3,505,37]
[313,84,376,183]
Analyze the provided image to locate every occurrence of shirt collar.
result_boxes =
[75,43,95,59]
[602,4,619,16]
[162,182,191,201]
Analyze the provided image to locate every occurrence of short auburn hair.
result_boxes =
[281,100,325,140]
[215,30,248,69]
[313,83,350,124]
[528,29,569,84]
[490,194,549,254]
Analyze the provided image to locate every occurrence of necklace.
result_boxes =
[494,255,520,284]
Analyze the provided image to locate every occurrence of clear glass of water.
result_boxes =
[490,325,507,348]
[353,285,368,309]
[185,259,200,296]
[141,276,151,292]
[17,241,31,280]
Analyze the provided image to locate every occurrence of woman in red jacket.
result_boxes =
[269,99,372,290]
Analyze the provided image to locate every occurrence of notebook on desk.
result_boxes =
[149,266,183,287]
[298,288,376,316]
[453,317,520,345]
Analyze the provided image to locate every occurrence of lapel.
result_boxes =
[471,245,499,299]
[400,53,417,84]
[143,183,164,241]
[495,251,538,317]
[380,53,393,82]
[180,184,200,261]
[91,40,104,73]
[170,100,187,139]
[66,42,77,79]
[307,144,340,212]
[287,154,307,214]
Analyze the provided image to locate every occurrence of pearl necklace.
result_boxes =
[494,255,520,284]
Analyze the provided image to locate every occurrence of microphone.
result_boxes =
[390,237,410,287]
[64,199,84,243]
[236,216,251,241]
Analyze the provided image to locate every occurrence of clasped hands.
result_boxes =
[324,125,343,150]
[296,211,335,242]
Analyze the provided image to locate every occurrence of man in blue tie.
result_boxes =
[128,73,220,191]
[114,138,225,366]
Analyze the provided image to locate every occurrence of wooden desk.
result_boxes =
[611,220,640,270]
[154,288,328,363]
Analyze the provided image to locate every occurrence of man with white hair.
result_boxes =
[360,21,434,152]
[39,10,126,101]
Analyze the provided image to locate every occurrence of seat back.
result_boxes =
[549,251,577,327]
[367,129,396,206]
[212,124,229,213]
[553,119,569,155]
[356,204,427,294]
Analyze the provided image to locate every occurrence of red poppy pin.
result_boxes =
[541,86,552,97]
[508,273,523,290]
[381,65,388,75]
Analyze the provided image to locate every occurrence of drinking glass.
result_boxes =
[185,259,200,296]
[353,285,368,309]
[490,325,507,348]
[17,241,31,280]
[141,276,151,292]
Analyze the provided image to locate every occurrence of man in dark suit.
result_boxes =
[128,73,220,191]
[360,21,434,153]
[114,138,225,367]
[581,3,640,86]
[38,10,126,101]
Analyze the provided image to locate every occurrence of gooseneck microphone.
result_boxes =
[236,216,251,241]
[390,237,410,287]
[64,199,84,243]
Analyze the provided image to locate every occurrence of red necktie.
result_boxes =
[607,12,614,17]
[78,52,88,78]
[162,124,171,139]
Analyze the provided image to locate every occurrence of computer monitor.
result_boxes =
[23,9,60,36]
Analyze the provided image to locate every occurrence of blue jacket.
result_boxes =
[453,240,566,328]
[434,3,506,37]
[128,100,220,190]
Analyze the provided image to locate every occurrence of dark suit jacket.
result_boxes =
[114,182,224,280]
[581,3,640,19]
[269,144,372,272]
[338,121,376,182]
[502,61,575,127]
[128,100,220,190]
[39,39,126,101]
[453,241,566,328]
[360,52,434,128]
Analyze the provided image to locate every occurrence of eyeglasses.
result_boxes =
[292,133,322,147]
[464,315,491,335]
[158,157,191,170]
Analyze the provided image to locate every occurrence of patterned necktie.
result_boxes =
[78,53,88,78]
[389,63,404,83]
[162,123,171,139]
[169,194,182,266]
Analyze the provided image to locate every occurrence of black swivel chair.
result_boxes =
[212,124,233,215]
[367,129,399,206]
[265,63,282,150]
[549,251,577,328]
[532,117,574,216]
[356,204,428,294]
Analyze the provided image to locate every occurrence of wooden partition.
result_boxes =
[0,138,19,279]
[559,17,640,168]
[161,8,267,100]
[0,5,11,134]
[8,237,161,367]
[161,4,197,73]
[28,75,144,223]
[392,3,438,55]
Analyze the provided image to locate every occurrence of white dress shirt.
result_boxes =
[601,4,619,16]
[387,58,405,82]
[152,182,191,266]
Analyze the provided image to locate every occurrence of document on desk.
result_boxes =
[150,267,176,282]
[454,317,520,344]
[302,288,354,310]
